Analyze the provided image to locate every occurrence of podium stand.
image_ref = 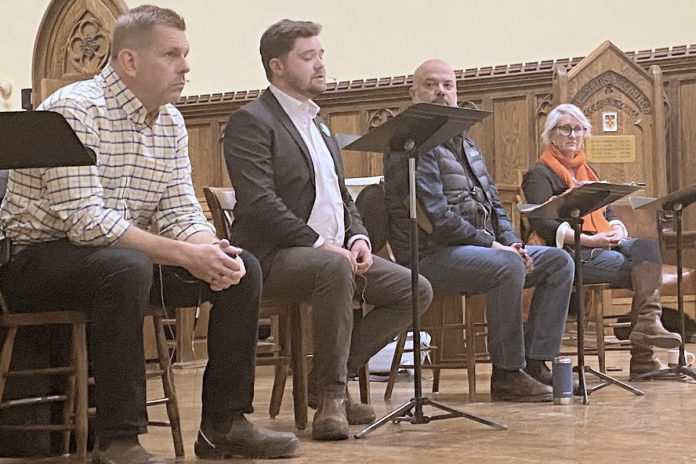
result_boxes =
[520,181,645,404]
[630,185,696,381]
[0,111,96,168]
[345,103,506,437]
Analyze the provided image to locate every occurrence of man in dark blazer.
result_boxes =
[223,19,432,441]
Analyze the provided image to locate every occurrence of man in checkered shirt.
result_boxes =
[0,5,298,463]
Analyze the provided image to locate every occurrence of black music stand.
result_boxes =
[630,186,696,381]
[0,111,95,263]
[520,181,645,404]
[0,111,96,168]
[345,103,507,437]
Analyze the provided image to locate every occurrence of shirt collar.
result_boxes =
[98,63,153,127]
[269,85,320,120]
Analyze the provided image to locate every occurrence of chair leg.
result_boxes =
[384,331,407,400]
[357,365,370,404]
[72,321,89,464]
[593,290,607,373]
[62,333,77,455]
[431,366,441,393]
[152,313,185,458]
[0,326,17,405]
[269,363,289,418]
[464,303,477,402]
[289,304,308,431]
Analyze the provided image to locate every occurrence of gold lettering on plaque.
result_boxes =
[585,135,636,163]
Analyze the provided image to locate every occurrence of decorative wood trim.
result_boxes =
[33,0,127,105]
[177,42,696,114]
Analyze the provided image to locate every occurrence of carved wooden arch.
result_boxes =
[553,40,668,197]
[32,0,127,106]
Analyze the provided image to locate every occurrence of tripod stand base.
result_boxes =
[576,365,644,404]
[635,365,696,381]
[354,396,507,439]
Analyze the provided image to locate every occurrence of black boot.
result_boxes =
[194,415,300,459]
[93,436,165,464]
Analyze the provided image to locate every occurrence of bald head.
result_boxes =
[410,59,458,107]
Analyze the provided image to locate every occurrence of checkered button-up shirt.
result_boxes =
[0,64,214,248]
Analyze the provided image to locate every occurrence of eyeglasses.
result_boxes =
[555,125,587,137]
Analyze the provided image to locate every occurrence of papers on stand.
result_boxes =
[518,181,644,219]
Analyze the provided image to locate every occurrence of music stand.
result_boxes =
[345,103,507,437]
[520,181,645,404]
[0,111,96,168]
[629,186,696,381]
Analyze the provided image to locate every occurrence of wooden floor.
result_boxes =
[4,346,696,463]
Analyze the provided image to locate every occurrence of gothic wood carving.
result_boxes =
[33,0,127,106]
[554,40,668,197]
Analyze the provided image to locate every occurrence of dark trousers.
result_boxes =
[151,252,261,428]
[1,240,261,436]
[262,248,432,396]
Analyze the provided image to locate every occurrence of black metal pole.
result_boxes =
[408,151,425,421]
[354,141,507,438]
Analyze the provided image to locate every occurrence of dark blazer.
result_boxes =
[522,162,618,245]
[223,89,367,269]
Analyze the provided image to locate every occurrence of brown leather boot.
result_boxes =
[308,376,375,425]
[524,358,553,385]
[343,387,376,425]
[312,396,349,441]
[490,367,553,402]
[628,262,681,349]
[525,358,581,395]
[628,343,681,381]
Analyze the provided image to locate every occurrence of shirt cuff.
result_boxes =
[556,221,571,248]
[313,235,326,248]
[609,220,628,238]
[347,234,371,251]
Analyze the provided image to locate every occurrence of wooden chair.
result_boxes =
[382,293,486,402]
[0,296,183,462]
[0,298,88,462]
[142,306,185,458]
[203,186,370,431]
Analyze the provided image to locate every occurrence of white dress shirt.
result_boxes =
[270,85,346,247]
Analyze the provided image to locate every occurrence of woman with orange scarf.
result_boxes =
[521,103,681,380]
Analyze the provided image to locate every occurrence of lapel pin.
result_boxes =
[319,122,331,137]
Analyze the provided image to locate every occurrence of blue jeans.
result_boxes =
[580,238,660,289]
[419,245,574,369]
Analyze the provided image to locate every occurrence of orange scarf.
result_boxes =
[539,145,612,234]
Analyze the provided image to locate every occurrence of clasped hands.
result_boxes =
[186,239,246,291]
[492,241,534,273]
[583,229,627,249]
[321,239,373,275]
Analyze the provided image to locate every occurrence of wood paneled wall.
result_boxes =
[178,44,696,265]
